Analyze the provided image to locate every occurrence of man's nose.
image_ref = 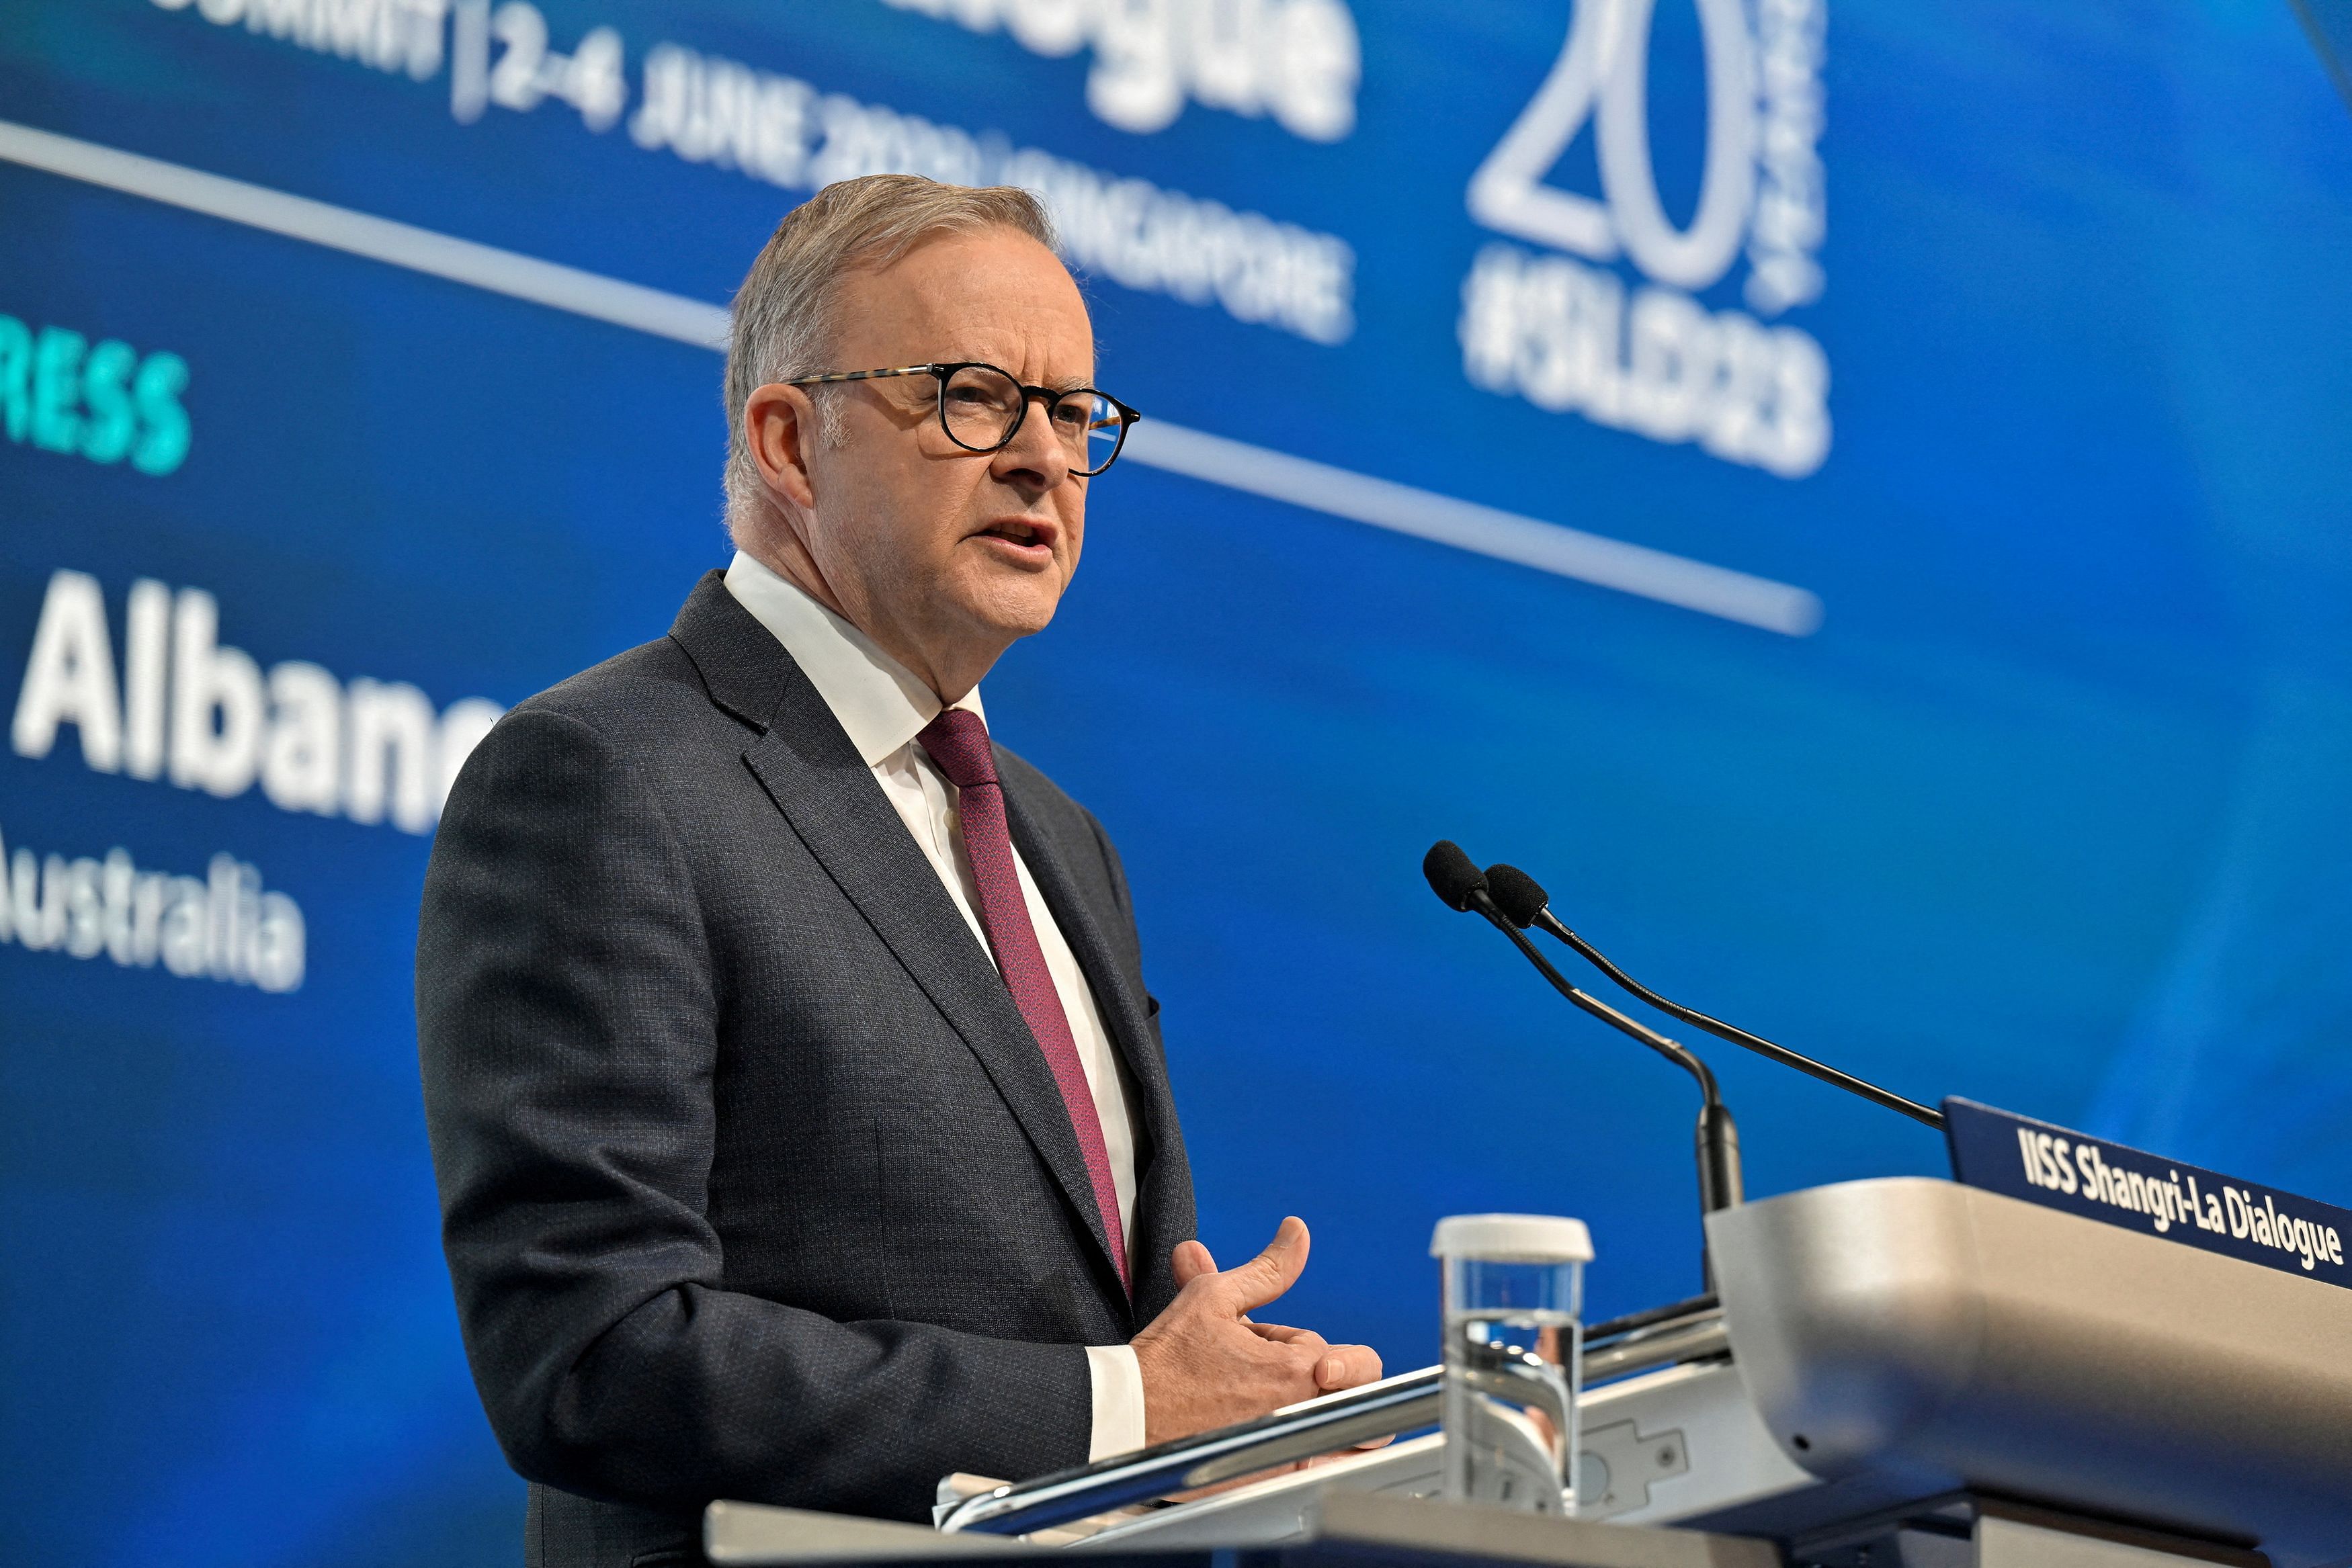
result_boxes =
[991,396,1073,490]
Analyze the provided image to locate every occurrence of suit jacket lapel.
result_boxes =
[667,574,1128,1302]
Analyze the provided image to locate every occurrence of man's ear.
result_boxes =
[745,383,821,512]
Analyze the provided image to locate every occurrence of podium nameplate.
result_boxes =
[1942,1096,2350,1291]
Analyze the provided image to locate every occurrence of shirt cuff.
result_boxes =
[1084,1343,1146,1461]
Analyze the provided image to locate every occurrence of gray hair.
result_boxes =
[722,175,1060,543]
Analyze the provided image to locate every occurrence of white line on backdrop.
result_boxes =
[0,118,1824,636]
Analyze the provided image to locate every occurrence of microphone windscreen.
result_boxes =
[1484,864,1550,929]
[1423,840,1487,911]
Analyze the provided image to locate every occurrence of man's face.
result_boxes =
[783,227,1097,683]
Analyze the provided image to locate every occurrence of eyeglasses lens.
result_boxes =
[940,365,1025,450]
[1063,392,1125,475]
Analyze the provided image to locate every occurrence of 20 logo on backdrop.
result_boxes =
[1460,0,1829,478]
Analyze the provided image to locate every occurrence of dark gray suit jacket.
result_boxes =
[417,571,1195,1568]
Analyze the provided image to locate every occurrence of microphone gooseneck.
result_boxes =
[1482,863,1946,1131]
[1425,842,1742,1221]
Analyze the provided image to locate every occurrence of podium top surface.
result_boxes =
[1707,1176,2352,1564]
[703,1492,1778,1568]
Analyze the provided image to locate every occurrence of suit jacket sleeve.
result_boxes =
[416,705,1092,1519]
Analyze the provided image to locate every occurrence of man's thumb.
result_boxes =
[1171,1239,1219,1287]
[1222,1216,1310,1311]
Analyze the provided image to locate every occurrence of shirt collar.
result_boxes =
[722,550,984,767]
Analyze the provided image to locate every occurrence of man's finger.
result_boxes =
[1218,1216,1310,1312]
[1313,1343,1383,1391]
[1170,1239,1219,1289]
[1245,1321,1327,1349]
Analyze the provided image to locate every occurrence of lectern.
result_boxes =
[708,1178,2352,1568]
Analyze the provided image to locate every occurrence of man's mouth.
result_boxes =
[976,517,1057,553]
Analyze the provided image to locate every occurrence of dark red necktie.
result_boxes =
[919,707,1130,1293]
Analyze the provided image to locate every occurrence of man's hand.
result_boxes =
[1130,1217,1383,1446]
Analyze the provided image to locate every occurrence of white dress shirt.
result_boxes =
[723,551,1148,1461]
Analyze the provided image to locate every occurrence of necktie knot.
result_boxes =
[919,707,999,791]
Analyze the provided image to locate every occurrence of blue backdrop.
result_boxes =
[3,1,2349,1562]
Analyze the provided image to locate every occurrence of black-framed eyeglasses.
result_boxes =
[785,361,1141,477]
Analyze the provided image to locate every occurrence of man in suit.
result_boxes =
[417,174,1381,1568]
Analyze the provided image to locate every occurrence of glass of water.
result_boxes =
[1431,1214,1592,1516]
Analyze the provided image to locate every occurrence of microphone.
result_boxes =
[1424,842,1742,1219]
[1482,863,1945,1131]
